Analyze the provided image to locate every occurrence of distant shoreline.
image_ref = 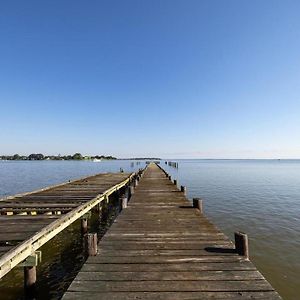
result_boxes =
[0,153,116,161]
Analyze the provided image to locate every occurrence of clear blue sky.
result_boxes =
[1,0,300,158]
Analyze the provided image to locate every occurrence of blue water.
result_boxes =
[0,160,144,198]
[0,159,299,299]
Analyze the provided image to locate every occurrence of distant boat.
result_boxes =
[93,158,102,162]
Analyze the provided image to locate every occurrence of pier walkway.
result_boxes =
[0,172,134,279]
[63,163,281,299]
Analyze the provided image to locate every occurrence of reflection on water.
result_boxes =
[0,159,299,300]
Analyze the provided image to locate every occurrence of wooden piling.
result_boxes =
[129,185,135,196]
[173,179,177,186]
[24,266,36,296]
[180,185,186,195]
[121,196,128,209]
[235,231,249,259]
[85,233,97,256]
[81,218,88,234]
[193,197,203,213]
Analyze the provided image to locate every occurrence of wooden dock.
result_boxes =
[63,163,282,299]
[0,172,135,281]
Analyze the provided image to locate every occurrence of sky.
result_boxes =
[0,0,300,158]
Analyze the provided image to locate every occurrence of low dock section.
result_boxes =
[0,172,135,280]
[63,163,282,299]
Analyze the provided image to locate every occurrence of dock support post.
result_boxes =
[181,185,186,195]
[19,251,42,298]
[234,232,249,259]
[193,198,203,213]
[85,233,98,256]
[129,185,135,196]
[168,175,171,180]
[122,196,128,209]
[81,212,91,234]
[173,179,177,186]
[24,266,36,296]
[81,218,88,234]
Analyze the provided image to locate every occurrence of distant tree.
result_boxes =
[28,153,44,160]
[12,154,20,160]
[72,153,83,160]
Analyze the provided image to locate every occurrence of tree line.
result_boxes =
[0,153,116,161]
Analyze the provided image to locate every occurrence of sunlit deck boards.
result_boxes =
[63,163,282,300]
[0,172,133,279]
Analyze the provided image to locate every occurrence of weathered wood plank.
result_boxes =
[62,291,282,300]
[67,280,274,292]
[81,262,257,272]
[75,270,264,281]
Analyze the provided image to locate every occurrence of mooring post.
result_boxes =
[85,233,98,256]
[24,266,36,296]
[180,185,186,195]
[121,195,128,209]
[19,251,42,298]
[81,218,88,234]
[168,175,171,180]
[193,198,203,213]
[173,179,177,186]
[81,212,91,234]
[129,184,135,196]
[234,231,249,259]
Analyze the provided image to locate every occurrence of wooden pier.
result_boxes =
[0,171,136,283]
[63,163,282,299]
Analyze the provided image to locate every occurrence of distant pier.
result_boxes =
[0,171,137,296]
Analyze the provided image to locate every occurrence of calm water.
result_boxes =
[165,159,300,300]
[0,159,299,299]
